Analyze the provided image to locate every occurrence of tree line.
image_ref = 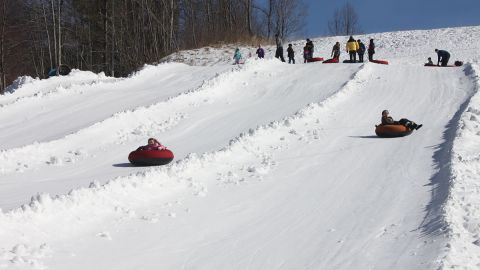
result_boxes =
[0,0,308,94]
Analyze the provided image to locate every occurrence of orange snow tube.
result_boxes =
[375,125,413,138]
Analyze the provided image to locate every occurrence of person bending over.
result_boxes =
[435,49,450,66]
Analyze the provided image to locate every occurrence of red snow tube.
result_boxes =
[128,149,174,166]
[370,59,389,65]
[307,57,324,63]
[424,64,457,67]
[375,125,413,138]
[323,58,339,64]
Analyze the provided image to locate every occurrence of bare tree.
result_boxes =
[0,0,6,93]
[273,0,307,39]
[328,2,361,36]
[253,0,306,40]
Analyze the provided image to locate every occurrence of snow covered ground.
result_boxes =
[1,26,480,269]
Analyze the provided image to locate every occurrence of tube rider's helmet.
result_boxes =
[382,110,389,116]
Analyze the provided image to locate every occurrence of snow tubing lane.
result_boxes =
[370,59,389,65]
[375,125,413,138]
[128,149,174,166]
[323,58,339,64]
[307,57,324,63]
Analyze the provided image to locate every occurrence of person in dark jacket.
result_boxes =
[357,39,366,63]
[287,44,295,64]
[275,34,285,62]
[256,45,265,59]
[435,49,450,66]
[331,42,341,60]
[368,39,375,61]
[380,110,422,130]
[305,38,314,60]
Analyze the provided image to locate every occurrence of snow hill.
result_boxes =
[1,25,480,270]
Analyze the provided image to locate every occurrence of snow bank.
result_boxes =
[440,63,480,269]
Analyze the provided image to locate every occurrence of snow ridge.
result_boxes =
[0,70,118,108]
[440,63,480,269]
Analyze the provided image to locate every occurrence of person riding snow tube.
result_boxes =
[375,110,422,138]
[128,138,174,166]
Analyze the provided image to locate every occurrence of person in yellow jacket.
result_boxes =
[346,36,359,63]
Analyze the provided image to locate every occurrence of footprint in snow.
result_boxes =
[96,232,112,240]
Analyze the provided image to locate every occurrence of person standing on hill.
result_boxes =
[256,45,265,59]
[435,49,450,66]
[303,46,309,63]
[305,38,314,60]
[357,39,366,63]
[233,48,242,64]
[287,44,295,64]
[331,42,341,60]
[346,36,359,62]
[275,33,285,62]
[368,39,375,61]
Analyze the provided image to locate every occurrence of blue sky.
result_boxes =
[303,0,480,37]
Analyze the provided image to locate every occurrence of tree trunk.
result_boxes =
[102,0,108,73]
[51,0,57,69]
[0,0,5,93]
[111,0,115,76]
[58,0,62,68]
[245,0,252,36]
[41,2,53,70]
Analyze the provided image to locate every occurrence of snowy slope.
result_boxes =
[1,26,480,270]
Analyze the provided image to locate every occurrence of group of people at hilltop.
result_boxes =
[344,36,374,62]
[236,35,377,65]
[235,35,456,68]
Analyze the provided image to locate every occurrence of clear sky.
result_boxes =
[303,0,480,37]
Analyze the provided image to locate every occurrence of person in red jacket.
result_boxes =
[137,138,167,151]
